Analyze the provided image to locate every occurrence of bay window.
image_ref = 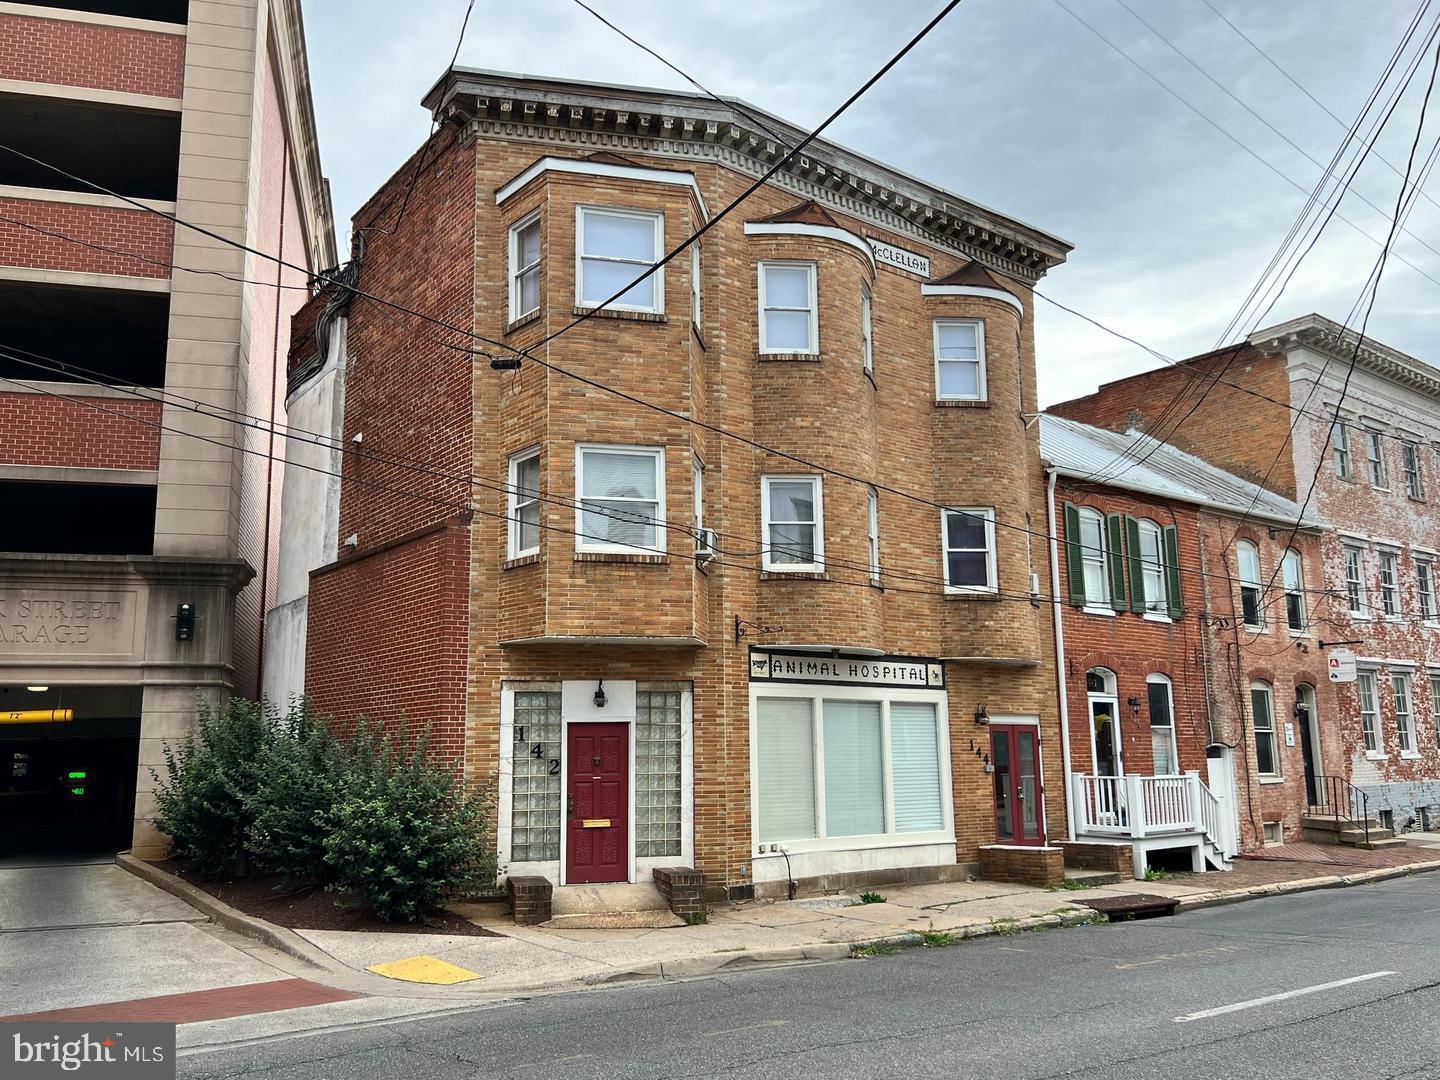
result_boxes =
[861,281,874,374]
[758,261,818,353]
[508,212,541,322]
[576,205,663,312]
[507,448,541,559]
[575,445,665,553]
[943,507,997,593]
[934,319,986,401]
[867,488,881,581]
[762,475,823,571]
[754,691,949,846]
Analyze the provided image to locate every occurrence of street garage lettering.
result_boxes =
[0,595,124,647]
[750,649,944,689]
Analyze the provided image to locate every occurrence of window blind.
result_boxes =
[823,701,884,837]
[890,702,943,832]
[756,698,817,842]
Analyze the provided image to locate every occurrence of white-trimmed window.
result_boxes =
[758,261,818,353]
[1379,550,1401,618]
[1333,420,1353,480]
[1403,440,1424,499]
[754,691,949,845]
[1366,429,1388,488]
[692,459,704,532]
[691,243,701,329]
[1418,557,1438,622]
[1394,672,1417,755]
[508,212,541,322]
[576,205,664,313]
[1430,673,1440,745]
[1282,548,1306,632]
[1237,541,1264,629]
[942,507,997,593]
[1137,519,1167,614]
[1251,681,1279,776]
[507,448,541,559]
[762,475,823,571]
[1358,670,1381,753]
[1147,673,1178,774]
[1077,507,1110,608]
[867,488,881,581]
[1344,544,1368,616]
[575,445,665,553]
[861,281,874,374]
[934,319,986,401]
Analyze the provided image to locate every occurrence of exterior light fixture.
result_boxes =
[25,685,48,693]
[593,680,607,709]
[1127,695,1143,716]
[974,704,989,725]
[175,603,196,642]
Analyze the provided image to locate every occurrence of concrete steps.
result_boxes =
[1062,867,1123,886]
[542,881,684,929]
[1302,814,1402,849]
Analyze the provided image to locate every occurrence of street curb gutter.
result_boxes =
[1170,859,1440,913]
[115,853,341,973]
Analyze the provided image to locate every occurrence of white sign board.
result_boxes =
[749,649,944,689]
[1284,722,1296,747]
[867,239,931,278]
[1328,649,1358,683]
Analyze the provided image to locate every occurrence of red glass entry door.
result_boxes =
[991,725,1044,845]
[565,722,629,884]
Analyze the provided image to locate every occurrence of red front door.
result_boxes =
[991,725,1045,845]
[565,722,629,884]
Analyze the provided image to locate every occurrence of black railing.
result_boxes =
[1312,774,1371,847]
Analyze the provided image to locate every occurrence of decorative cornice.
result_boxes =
[495,155,709,219]
[1251,315,1440,400]
[742,221,876,272]
[921,283,1024,316]
[428,68,1071,283]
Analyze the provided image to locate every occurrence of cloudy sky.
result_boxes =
[303,0,1440,406]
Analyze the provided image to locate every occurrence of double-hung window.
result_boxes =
[1358,670,1381,753]
[1282,549,1306,632]
[1148,673,1178,774]
[933,319,986,401]
[942,507,997,593]
[508,212,541,322]
[575,445,665,553]
[1333,421,1353,480]
[576,206,663,312]
[1431,673,1440,745]
[507,449,541,559]
[758,262,817,353]
[1418,557,1438,622]
[1403,440,1424,499]
[1379,550,1401,618]
[1137,519,1168,615]
[1394,672,1417,755]
[1366,429,1388,488]
[691,244,701,330]
[762,475,823,571]
[1344,544,1368,616]
[867,488,881,582]
[1077,507,1110,608]
[1237,541,1264,629]
[755,693,948,845]
[1251,682,1279,776]
[861,282,874,375]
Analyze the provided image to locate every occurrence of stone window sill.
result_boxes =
[759,570,826,580]
[1401,751,1423,760]
[935,399,991,408]
[1365,751,1389,761]
[944,589,1000,601]
[1258,776,1286,785]
[506,309,542,335]
[1082,605,1118,618]
[573,306,667,324]
[504,552,541,570]
[574,551,669,565]
[757,351,820,363]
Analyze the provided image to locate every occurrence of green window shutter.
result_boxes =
[1163,524,1184,618]
[1063,503,1086,606]
[1105,513,1127,612]
[1125,515,1145,614]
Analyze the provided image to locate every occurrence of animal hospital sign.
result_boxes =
[749,649,945,689]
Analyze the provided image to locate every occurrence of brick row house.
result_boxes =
[0,0,333,856]
[1052,314,1440,839]
[283,68,1079,900]
[1040,414,1330,875]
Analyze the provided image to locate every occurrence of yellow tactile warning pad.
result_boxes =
[366,954,481,985]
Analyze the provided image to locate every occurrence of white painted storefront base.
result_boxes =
[752,841,959,885]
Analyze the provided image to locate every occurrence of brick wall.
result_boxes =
[978,844,1064,887]
[0,391,160,470]
[0,12,185,100]
[0,197,173,279]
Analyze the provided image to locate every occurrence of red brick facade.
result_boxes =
[0,13,185,100]
[0,197,173,279]
[0,392,161,470]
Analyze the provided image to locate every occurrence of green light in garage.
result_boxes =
[69,786,87,797]
[66,770,88,780]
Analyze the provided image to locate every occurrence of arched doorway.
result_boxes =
[1086,668,1122,776]
[1295,684,1321,807]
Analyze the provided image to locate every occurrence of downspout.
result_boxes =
[1046,466,1076,841]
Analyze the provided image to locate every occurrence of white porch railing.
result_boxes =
[1072,772,1228,844]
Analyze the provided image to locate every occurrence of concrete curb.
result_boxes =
[115,853,343,974]
[1170,858,1440,912]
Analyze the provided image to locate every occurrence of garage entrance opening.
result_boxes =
[1,686,141,857]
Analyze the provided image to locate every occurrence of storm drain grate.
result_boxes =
[1078,893,1180,921]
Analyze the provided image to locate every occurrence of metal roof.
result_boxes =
[1038,414,1320,529]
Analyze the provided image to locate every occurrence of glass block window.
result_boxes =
[635,687,683,857]
[511,690,561,861]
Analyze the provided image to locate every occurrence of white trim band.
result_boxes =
[921,283,1025,315]
[496,156,709,220]
[744,221,876,272]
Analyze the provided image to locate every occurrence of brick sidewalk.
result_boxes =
[1240,842,1440,869]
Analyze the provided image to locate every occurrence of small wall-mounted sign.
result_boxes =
[1284,722,1296,747]
[1328,649,1358,683]
[749,648,944,689]
[867,238,931,278]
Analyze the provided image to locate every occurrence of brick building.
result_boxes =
[1052,314,1440,835]
[0,0,333,856]
[293,68,1075,900]
[1041,414,1331,873]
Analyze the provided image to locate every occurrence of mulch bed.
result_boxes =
[157,859,499,937]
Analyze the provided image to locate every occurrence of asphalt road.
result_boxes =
[180,872,1440,1080]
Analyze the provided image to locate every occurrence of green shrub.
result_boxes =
[322,724,496,923]
[151,698,273,878]
[246,702,342,885]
